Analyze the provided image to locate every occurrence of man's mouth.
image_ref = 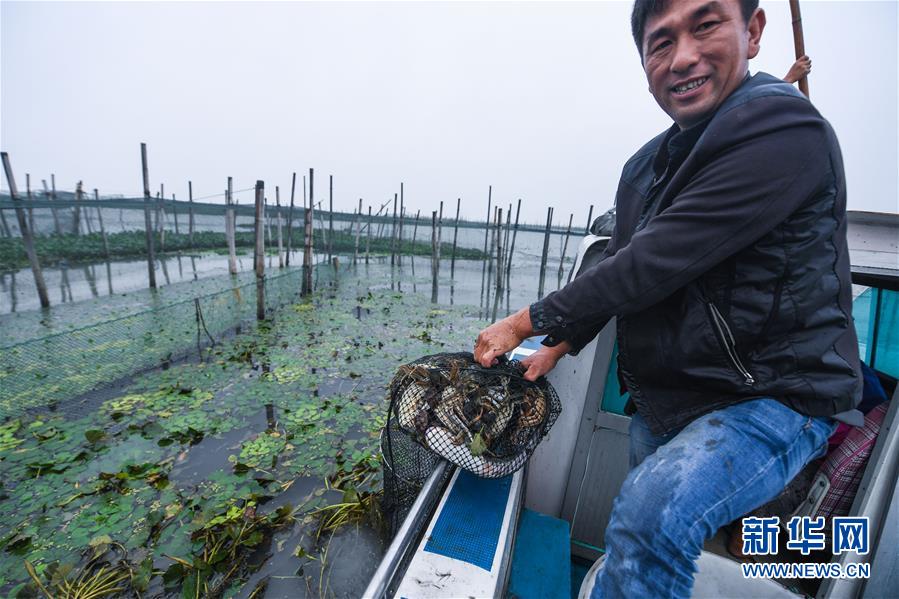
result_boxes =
[671,76,709,95]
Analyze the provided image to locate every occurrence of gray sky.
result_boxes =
[2,1,897,226]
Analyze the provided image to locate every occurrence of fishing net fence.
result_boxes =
[0,267,314,421]
[381,352,561,534]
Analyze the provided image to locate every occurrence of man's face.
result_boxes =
[641,0,766,130]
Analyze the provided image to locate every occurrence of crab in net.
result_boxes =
[394,356,548,461]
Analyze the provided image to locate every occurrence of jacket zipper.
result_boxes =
[707,302,756,386]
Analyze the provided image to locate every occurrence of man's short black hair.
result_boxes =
[631,0,760,59]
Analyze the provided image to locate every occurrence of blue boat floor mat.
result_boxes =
[424,470,512,571]
[509,508,572,599]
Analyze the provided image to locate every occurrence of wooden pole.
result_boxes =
[328,175,334,263]
[411,209,421,252]
[157,184,166,251]
[276,186,284,268]
[365,205,372,264]
[254,180,265,320]
[398,182,404,266]
[354,198,362,265]
[450,197,461,279]
[42,179,61,236]
[51,174,61,236]
[558,212,574,284]
[72,180,83,235]
[436,200,443,271]
[94,189,110,259]
[485,205,498,308]
[25,174,34,234]
[73,181,84,235]
[188,181,195,248]
[390,193,398,267]
[538,206,553,299]
[286,172,296,266]
[430,210,438,303]
[506,198,521,286]
[789,0,810,98]
[501,203,512,285]
[491,208,504,322]
[1,153,49,308]
[479,185,492,307]
[585,204,594,233]
[140,143,157,288]
[302,168,314,295]
[226,177,237,275]
[172,194,180,235]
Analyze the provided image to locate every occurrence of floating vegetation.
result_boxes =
[0,277,487,596]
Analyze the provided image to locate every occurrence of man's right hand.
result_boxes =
[519,342,570,381]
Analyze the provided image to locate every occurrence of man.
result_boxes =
[473,0,861,596]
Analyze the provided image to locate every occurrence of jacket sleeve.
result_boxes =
[530,96,832,353]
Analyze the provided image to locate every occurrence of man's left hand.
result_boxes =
[474,308,533,367]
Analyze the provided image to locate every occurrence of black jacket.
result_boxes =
[531,73,862,435]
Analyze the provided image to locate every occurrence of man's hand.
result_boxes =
[784,55,812,84]
[519,342,571,381]
[474,308,534,367]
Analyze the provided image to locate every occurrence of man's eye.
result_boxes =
[652,40,671,54]
[697,20,720,32]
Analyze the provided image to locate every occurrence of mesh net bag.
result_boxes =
[383,352,561,482]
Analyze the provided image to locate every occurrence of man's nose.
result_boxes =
[670,36,700,73]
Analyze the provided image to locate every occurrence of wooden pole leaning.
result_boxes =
[789,0,810,98]
[276,186,284,268]
[140,143,157,289]
[226,177,238,275]
[1,152,49,307]
[506,198,521,287]
[585,204,594,234]
[558,212,574,285]
[479,186,492,308]
[538,206,554,299]
[286,172,296,266]
[254,181,266,320]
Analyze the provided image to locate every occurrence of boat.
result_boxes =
[364,217,899,599]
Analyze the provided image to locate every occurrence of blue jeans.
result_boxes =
[591,398,835,599]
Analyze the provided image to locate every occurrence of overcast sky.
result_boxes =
[2,1,897,225]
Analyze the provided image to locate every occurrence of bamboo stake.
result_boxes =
[302,168,314,295]
[188,181,195,248]
[585,204,594,233]
[505,198,521,287]
[365,205,372,264]
[140,143,157,288]
[558,212,574,285]
[390,193,398,267]
[491,208,504,323]
[73,181,83,235]
[479,186,492,308]
[226,177,237,275]
[411,209,421,249]
[286,172,296,266]
[450,197,460,279]
[50,174,61,235]
[94,189,110,259]
[1,152,49,307]
[538,206,554,299]
[157,184,166,251]
[328,175,334,263]
[25,174,34,234]
[276,187,284,268]
[354,198,362,265]
[254,180,265,320]
[399,183,404,266]
[789,0,810,98]
[430,210,438,303]
[172,194,180,235]
[485,205,497,309]
[42,179,61,236]
[436,200,443,271]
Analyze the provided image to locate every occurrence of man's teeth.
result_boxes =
[674,77,708,93]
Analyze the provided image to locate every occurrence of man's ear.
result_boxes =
[747,7,766,59]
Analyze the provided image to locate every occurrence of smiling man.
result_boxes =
[473,0,862,597]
